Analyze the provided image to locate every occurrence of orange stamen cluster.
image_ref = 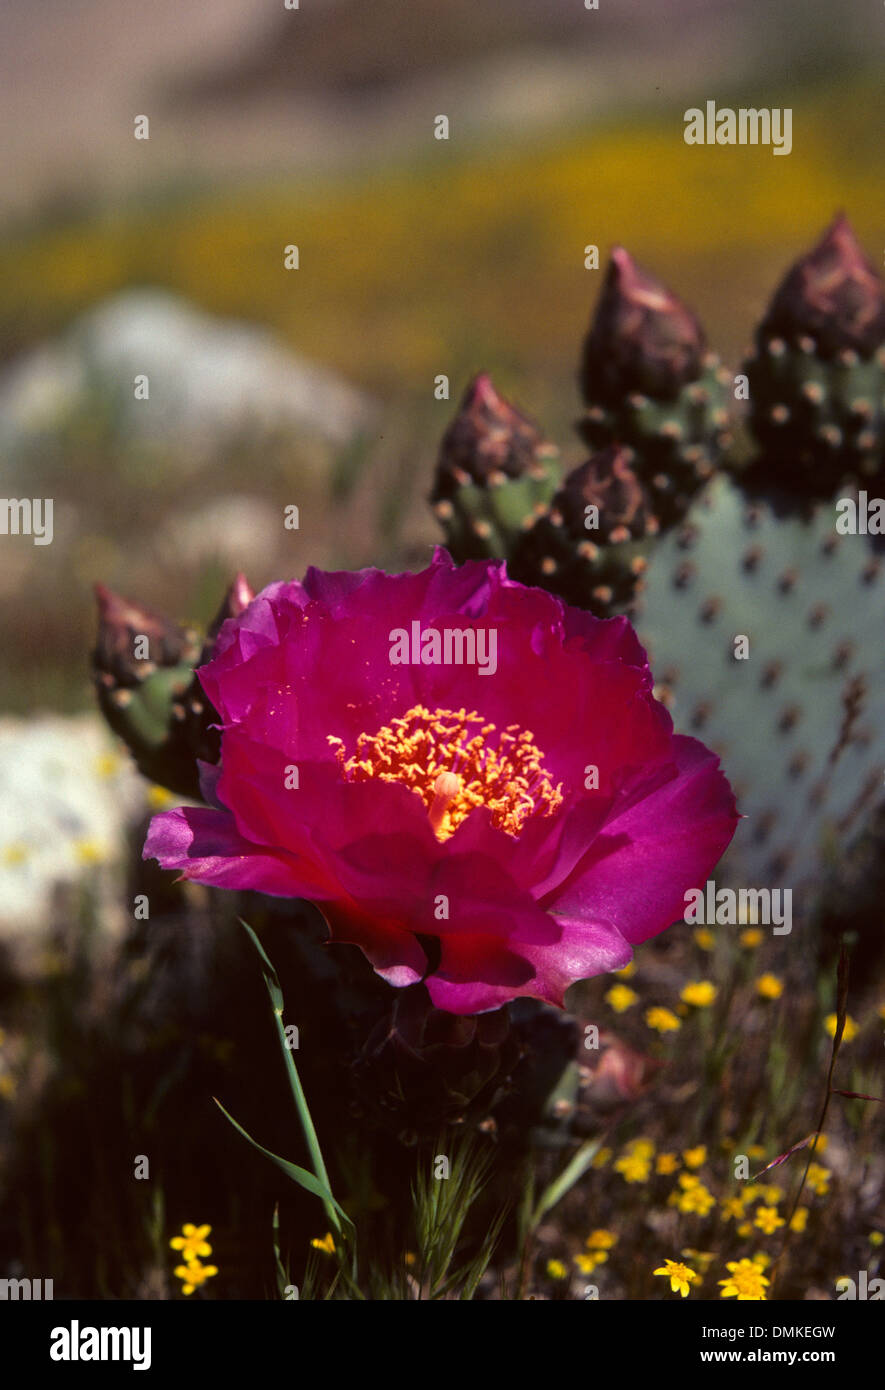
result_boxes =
[328,704,563,841]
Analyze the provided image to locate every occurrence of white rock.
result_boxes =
[0,715,158,969]
[153,494,282,573]
[0,289,379,463]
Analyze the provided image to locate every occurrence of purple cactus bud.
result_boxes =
[759,214,885,360]
[552,445,653,542]
[580,247,706,403]
[178,573,256,766]
[93,584,199,687]
[201,572,255,661]
[432,372,554,500]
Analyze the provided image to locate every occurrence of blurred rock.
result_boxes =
[152,494,282,574]
[0,289,379,465]
[0,715,159,972]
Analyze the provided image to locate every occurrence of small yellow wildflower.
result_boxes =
[869,1231,883,1247]
[806,1163,831,1196]
[754,1206,785,1235]
[605,983,639,1013]
[574,1251,607,1274]
[737,1222,753,1237]
[311,1232,336,1254]
[790,1207,809,1234]
[586,1229,617,1251]
[586,1234,614,1256]
[740,928,763,948]
[755,973,783,1000]
[591,1146,612,1169]
[174,1258,218,1295]
[656,1153,680,1175]
[615,961,637,979]
[645,1006,681,1034]
[627,1138,655,1159]
[718,1258,770,1300]
[170,1223,212,1260]
[653,1259,698,1298]
[823,1013,858,1042]
[676,1182,716,1216]
[720,1194,750,1221]
[746,1144,766,1160]
[681,981,717,1008]
[546,1259,568,1280]
[752,1252,772,1269]
[693,928,715,950]
[812,1134,828,1153]
[614,1153,652,1183]
[682,1145,707,1170]
[756,1184,784,1206]
[403,1251,417,1267]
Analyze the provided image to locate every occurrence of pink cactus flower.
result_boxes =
[145,550,737,1014]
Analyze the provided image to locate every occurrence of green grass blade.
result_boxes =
[214,1098,353,1229]
[531,1136,603,1226]
[238,917,284,1012]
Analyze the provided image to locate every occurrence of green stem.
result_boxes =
[272,1005,340,1239]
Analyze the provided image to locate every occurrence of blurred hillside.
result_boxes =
[1,0,882,220]
[0,1,882,718]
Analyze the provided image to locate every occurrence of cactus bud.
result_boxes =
[430,373,560,562]
[93,584,199,687]
[580,247,706,403]
[511,446,657,616]
[577,249,729,523]
[744,215,885,494]
[180,573,256,768]
[552,445,655,543]
[759,213,885,361]
[92,576,253,800]
[201,571,255,659]
[432,373,554,497]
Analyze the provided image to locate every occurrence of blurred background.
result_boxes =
[1,0,883,701]
[2,0,884,1002]
[0,0,883,1296]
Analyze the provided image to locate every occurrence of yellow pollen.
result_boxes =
[328,704,563,841]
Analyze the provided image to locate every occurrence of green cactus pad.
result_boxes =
[578,355,732,525]
[97,660,205,798]
[742,215,885,496]
[630,473,885,891]
[432,459,561,563]
[509,445,658,615]
[744,336,885,489]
